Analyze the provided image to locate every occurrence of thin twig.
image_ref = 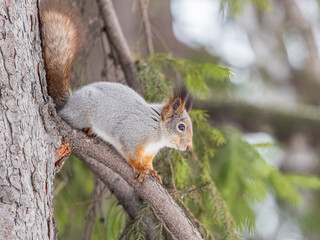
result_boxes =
[177,199,208,238]
[96,0,142,94]
[167,152,177,190]
[170,181,212,196]
[283,0,320,80]
[99,21,110,81]
[191,149,201,164]
[76,196,107,205]
[149,206,178,240]
[53,174,68,196]
[151,23,171,53]
[85,178,108,240]
[139,0,154,55]
[133,16,144,56]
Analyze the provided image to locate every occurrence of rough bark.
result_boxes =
[0,1,58,239]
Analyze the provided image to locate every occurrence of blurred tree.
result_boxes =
[0,1,58,239]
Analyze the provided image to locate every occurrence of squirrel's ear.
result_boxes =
[161,98,181,121]
[161,84,188,121]
[185,94,193,113]
[172,84,188,114]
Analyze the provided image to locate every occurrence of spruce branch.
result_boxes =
[177,199,210,239]
[170,181,213,197]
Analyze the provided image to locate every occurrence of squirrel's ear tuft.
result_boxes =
[161,84,191,121]
[185,94,193,113]
[173,84,188,103]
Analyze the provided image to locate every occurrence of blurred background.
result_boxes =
[168,1,320,239]
[55,0,320,239]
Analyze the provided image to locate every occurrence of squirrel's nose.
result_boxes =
[186,144,192,150]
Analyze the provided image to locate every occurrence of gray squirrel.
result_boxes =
[41,2,193,183]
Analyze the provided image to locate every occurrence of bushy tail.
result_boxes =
[41,2,85,108]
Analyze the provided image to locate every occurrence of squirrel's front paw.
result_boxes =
[134,165,149,182]
[82,127,97,137]
[134,166,148,183]
[133,165,162,183]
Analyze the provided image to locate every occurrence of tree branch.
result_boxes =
[96,0,142,94]
[139,0,154,55]
[56,118,202,240]
[283,0,320,80]
[80,154,158,239]
[81,155,142,217]
[197,97,320,146]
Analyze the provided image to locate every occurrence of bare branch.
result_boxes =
[77,148,158,239]
[197,97,320,146]
[139,0,154,55]
[85,178,108,240]
[96,0,142,94]
[81,154,142,218]
[283,0,320,80]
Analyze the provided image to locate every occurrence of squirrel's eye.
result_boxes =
[178,123,185,131]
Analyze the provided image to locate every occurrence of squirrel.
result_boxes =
[41,2,193,183]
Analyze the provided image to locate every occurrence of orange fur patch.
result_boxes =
[127,158,142,171]
[54,142,71,166]
[135,147,145,162]
[127,147,162,183]
[144,155,155,169]
[126,147,145,170]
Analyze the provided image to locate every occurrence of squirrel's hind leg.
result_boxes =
[127,147,147,182]
[127,149,162,183]
[144,155,162,183]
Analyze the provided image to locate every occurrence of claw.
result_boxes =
[155,175,162,184]
[133,164,148,183]
[149,169,162,184]
[82,127,97,137]
[138,173,146,182]
[128,156,162,183]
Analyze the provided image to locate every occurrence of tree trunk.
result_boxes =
[0,1,58,239]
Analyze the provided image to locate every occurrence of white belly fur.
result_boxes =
[91,126,170,158]
[143,137,170,157]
